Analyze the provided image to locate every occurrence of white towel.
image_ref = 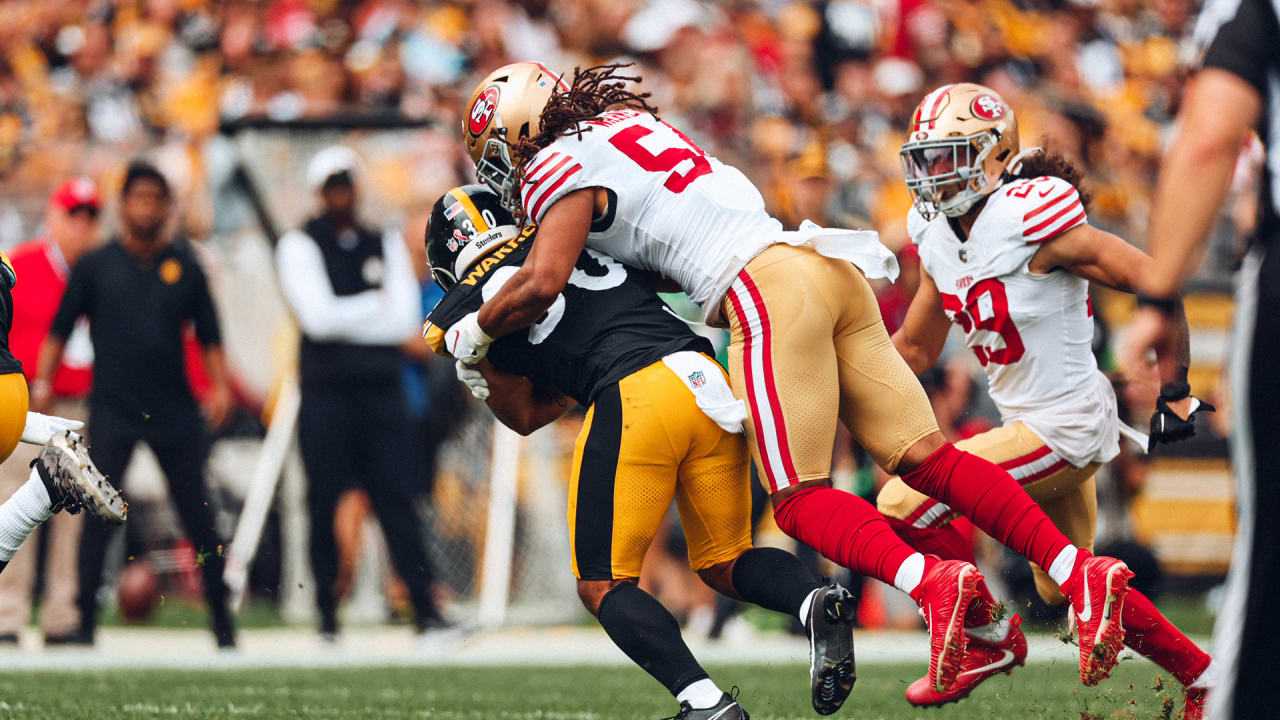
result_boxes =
[661,351,748,434]
[778,219,900,283]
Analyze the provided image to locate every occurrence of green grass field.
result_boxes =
[0,661,1188,719]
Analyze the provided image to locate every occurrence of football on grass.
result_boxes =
[117,559,160,623]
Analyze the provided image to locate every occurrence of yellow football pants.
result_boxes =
[568,360,753,580]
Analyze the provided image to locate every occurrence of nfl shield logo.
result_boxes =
[448,229,466,252]
[688,371,706,388]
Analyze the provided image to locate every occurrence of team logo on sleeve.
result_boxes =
[468,87,500,136]
[688,370,706,388]
[970,94,1005,120]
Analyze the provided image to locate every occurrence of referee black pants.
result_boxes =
[297,382,438,632]
[1220,246,1280,718]
[76,415,230,640]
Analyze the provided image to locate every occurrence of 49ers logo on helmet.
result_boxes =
[971,94,1005,120]
[468,87,500,136]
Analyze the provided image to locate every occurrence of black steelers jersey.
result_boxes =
[424,228,711,407]
[0,253,23,376]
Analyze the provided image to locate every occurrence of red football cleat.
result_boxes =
[1182,686,1207,720]
[905,614,1028,706]
[1061,551,1134,686]
[910,557,983,692]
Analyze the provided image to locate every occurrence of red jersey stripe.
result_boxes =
[1025,199,1083,237]
[1025,210,1086,245]
[528,164,582,223]
[1023,187,1077,221]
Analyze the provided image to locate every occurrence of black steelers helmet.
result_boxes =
[425,184,520,290]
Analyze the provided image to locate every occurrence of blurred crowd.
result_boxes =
[0,0,1247,258]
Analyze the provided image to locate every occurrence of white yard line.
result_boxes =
[0,626,1206,672]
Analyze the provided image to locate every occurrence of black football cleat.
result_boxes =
[808,583,857,715]
[663,690,749,720]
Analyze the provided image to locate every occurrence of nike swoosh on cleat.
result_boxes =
[707,705,736,720]
[1077,576,1093,623]
[958,650,1016,677]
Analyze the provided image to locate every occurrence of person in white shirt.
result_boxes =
[276,146,447,639]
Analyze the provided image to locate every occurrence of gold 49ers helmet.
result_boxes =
[899,83,1022,220]
[462,62,569,211]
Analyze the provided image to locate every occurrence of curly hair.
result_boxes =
[507,63,659,219]
[1008,145,1092,209]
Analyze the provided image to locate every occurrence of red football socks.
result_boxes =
[773,485,916,585]
[1122,587,1212,686]
[886,515,996,627]
[900,443,1072,573]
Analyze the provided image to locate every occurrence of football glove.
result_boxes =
[1147,396,1214,453]
[21,412,85,446]
[455,360,490,401]
[444,312,493,364]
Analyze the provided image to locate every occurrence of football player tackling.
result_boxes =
[445,61,1140,696]
[0,251,125,577]
[422,185,856,719]
[879,83,1214,716]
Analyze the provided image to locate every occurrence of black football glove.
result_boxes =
[1147,396,1215,453]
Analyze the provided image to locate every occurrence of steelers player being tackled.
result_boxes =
[0,251,125,577]
[445,61,1142,697]
[878,84,1214,716]
[423,185,856,720]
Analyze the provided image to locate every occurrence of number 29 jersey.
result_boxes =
[910,175,1119,468]
[423,229,711,407]
[518,109,784,326]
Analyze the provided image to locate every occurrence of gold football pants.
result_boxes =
[722,244,939,493]
[0,373,28,464]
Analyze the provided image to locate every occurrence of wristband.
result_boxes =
[1136,293,1179,315]
[1160,365,1191,402]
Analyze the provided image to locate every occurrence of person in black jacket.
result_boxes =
[35,160,236,647]
[276,146,446,639]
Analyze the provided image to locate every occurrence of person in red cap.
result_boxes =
[0,177,101,645]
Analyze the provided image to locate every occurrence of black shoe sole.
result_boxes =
[809,584,857,715]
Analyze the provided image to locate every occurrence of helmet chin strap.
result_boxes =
[1005,146,1043,177]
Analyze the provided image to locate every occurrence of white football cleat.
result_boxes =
[35,431,126,524]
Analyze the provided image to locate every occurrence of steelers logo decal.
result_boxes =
[468,86,500,137]
[971,94,1006,121]
[159,258,182,284]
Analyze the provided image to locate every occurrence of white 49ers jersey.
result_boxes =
[519,109,783,324]
[911,175,1119,468]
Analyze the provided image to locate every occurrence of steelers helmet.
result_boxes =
[462,62,568,211]
[899,83,1022,220]
[425,184,520,290]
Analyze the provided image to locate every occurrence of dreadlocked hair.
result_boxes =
[1007,145,1092,209]
[508,63,659,220]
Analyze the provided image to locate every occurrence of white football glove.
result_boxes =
[455,360,490,400]
[444,312,494,365]
[21,412,84,446]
